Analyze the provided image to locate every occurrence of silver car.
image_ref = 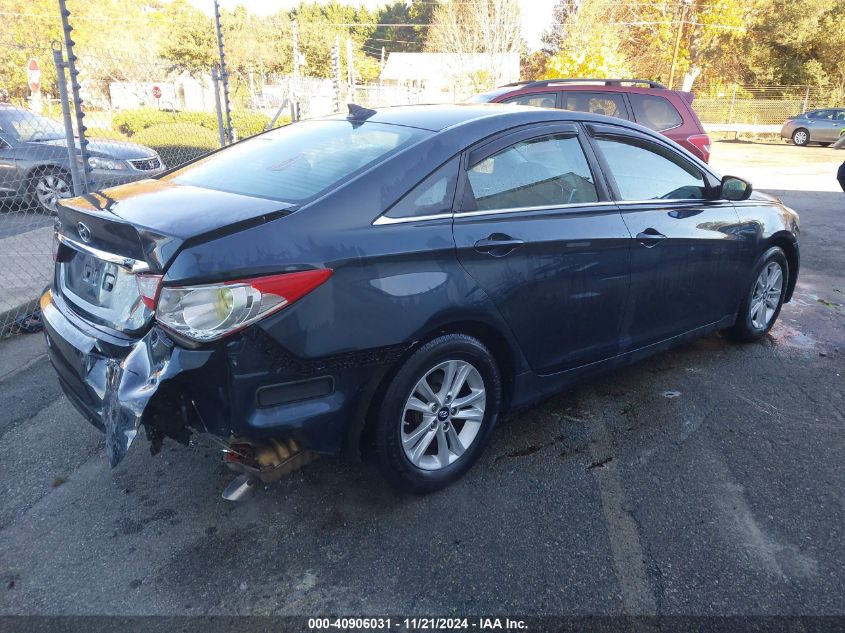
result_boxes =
[781,108,845,147]
[0,104,165,213]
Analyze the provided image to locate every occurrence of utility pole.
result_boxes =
[379,46,385,107]
[213,0,232,143]
[346,38,355,103]
[331,36,341,113]
[668,0,692,91]
[291,18,301,121]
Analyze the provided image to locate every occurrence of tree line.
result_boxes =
[1,0,842,106]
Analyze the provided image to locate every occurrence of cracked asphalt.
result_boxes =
[0,141,843,616]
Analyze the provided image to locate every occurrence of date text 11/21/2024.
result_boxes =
[307,618,528,630]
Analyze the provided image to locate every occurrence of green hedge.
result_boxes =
[112,108,288,139]
[131,122,220,168]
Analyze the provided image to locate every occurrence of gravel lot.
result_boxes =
[0,141,843,617]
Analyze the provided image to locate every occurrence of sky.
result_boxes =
[187,0,557,50]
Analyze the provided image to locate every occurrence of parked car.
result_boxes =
[0,104,165,213]
[468,78,712,162]
[781,108,845,146]
[42,104,799,497]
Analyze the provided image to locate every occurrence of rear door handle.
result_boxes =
[636,228,667,248]
[473,234,525,257]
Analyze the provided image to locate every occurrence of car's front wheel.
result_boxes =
[374,334,501,493]
[726,247,788,342]
[791,128,810,147]
[29,167,73,214]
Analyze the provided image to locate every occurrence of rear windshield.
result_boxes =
[465,86,524,103]
[629,94,683,131]
[168,120,424,203]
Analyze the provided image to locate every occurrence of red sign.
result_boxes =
[26,58,41,93]
[152,85,162,100]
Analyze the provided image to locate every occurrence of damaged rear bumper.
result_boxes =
[40,288,402,467]
[40,288,211,466]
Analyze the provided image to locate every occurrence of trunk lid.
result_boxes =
[55,178,294,333]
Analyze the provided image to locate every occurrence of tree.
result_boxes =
[613,0,751,89]
[159,0,216,78]
[425,0,523,88]
[744,0,845,102]
[543,0,630,80]
[0,0,62,102]
[366,0,433,54]
[539,0,579,56]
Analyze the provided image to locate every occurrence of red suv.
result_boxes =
[470,78,711,162]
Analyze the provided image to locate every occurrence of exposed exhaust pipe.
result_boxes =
[220,437,318,501]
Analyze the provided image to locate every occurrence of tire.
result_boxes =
[373,334,502,493]
[791,128,810,147]
[28,166,73,215]
[725,247,789,342]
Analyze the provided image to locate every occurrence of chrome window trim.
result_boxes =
[373,201,620,225]
[373,212,453,226]
[457,200,617,218]
[56,232,150,273]
[615,198,709,206]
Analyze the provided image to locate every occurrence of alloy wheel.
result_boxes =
[400,359,486,471]
[35,172,72,213]
[750,261,784,330]
[793,130,808,146]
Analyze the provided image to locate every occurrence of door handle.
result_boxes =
[473,234,525,257]
[636,228,667,248]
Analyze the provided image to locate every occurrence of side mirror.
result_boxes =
[720,175,752,201]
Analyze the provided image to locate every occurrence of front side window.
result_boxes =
[563,92,628,120]
[595,137,706,201]
[807,110,833,120]
[169,120,424,203]
[504,93,558,108]
[629,94,683,131]
[386,157,459,219]
[466,134,599,211]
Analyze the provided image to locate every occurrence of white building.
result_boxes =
[380,52,520,102]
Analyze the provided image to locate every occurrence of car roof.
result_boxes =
[324,103,620,132]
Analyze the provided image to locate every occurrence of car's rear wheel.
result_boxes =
[374,334,501,493]
[791,128,810,146]
[726,247,788,342]
[29,167,72,214]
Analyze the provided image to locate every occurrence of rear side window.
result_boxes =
[386,157,459,219]
[629,94,683,131]
[466,134,599,211]
[562,92,628,120]
[595,137,706,200]
[170,120,423,203]
[504,93,557,108]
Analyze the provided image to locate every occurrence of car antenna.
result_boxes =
[347,103,377,121]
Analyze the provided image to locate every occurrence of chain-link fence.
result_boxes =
[0,3,839,336]
[694,85,831,125]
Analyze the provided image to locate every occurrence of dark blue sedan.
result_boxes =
[42,104,799,496]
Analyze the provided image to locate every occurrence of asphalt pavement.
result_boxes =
[0,141,842,617]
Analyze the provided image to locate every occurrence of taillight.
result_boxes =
[135,274,163,310]
[152,269,332,342]
[687,134,711,162]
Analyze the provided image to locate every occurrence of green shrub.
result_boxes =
[131,122,220,168]
[111,108,287,139]
[85,127,129,141]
